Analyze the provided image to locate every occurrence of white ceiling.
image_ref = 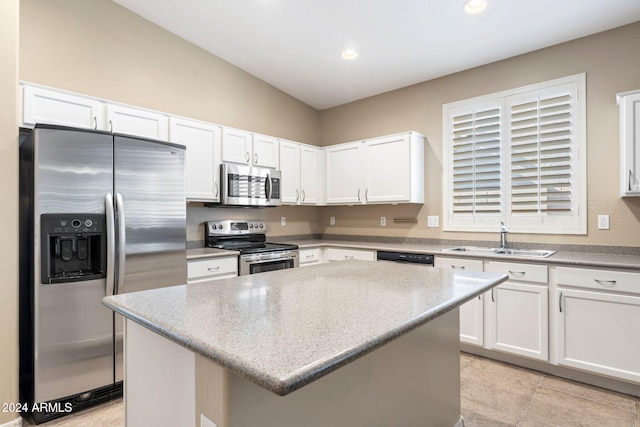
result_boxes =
[113,0,640,110]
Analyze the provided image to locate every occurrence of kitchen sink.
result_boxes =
[442,246,556,258]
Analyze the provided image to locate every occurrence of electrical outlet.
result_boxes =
[200,414,218,427]
[427,216,439,228]
[380,216,386,226]
[330,216,335,226]
[281,216,286,226]
[597,215,610,230]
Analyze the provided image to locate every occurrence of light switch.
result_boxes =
[380,216,386,226]
[597,215,610,230]
[281,216,286,226]
[427,216,439,228]
[330,216,335,225]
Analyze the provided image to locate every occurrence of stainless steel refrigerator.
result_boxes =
[19,124,187,424]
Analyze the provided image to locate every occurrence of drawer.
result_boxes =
[557,266,640,295]
[187,257,237,282]
[434,256,483,271]
[484,261,548,284]
[327,247,375,262]
[299,248,321,265]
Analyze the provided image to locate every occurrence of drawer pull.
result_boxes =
[345,255,354,260]
[305,254,315,259]
[594,279,616,287]
[508,270,526,277]
[207,266,220,272]
[451,265,465,270]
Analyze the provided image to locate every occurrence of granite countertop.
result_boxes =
[280,239,640,271]
[103,260,507,396]
[186,247,239,260]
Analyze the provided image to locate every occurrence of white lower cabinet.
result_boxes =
[326,247,375,262]
[299,248,322,267]
[484,261,549,361]
[434,256,484,346]
[187,257,237,283]
[556,267,640,383]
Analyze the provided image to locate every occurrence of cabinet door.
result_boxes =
[22,84,104,130]
[187,257,238,283]
[279,140,301,204]
[363,134,411,203]
[434,256,484,346]
[106,103,169,140]
[253,134,279,168]
[300,145,321,205]
[326,247,375,262]
[169,118,221,202]
[486,282,548,361]
[618,90,640,196]
[221,128,252,165]
[325,142,362,204]
[557,289,640,383]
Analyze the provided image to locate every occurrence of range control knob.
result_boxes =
[217,224,223,230]
[259,223,264,228]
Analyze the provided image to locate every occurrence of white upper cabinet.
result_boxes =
[617,89,640,197]
[280,140,323,205]
[106,103,169,140]
[169,117,222,202]
[252,134,280,168]
[21,84,105,130]
[222,128,279,168]
[325,131,425,205]
[363,132,424,204]
[325,141,362,204]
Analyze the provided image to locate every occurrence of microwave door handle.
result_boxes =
[265,174,272,202]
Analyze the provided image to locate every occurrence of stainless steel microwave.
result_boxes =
[218,163,282,207]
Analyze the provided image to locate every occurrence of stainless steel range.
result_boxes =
[205,220,298,275]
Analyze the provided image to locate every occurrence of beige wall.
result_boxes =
[318,22,640,247]
[1,0,19,423]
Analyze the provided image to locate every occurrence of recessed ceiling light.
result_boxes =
[341,49,358,60]
[464,0,487,14]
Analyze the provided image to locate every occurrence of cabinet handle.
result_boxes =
[245,152,250,163]
[451,265,465,270]
[559,291,563,312]
[629,169,633,192]
[365,189,369,201]
[345,255,354,260]
[93,116,98,130]
[214,182,219,198]
[254,153,258,164]
[302,190,306,202]
[357,189,361,201]
[295,189,299,202]
[491,288,495,302]
[109,119,113,133]
[305,254,314,259]
[207,266,220,272]
[508,270,526,277]
[594,279,617,287]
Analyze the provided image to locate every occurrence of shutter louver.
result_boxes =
[510,92,574,215]
[451,107,502,215]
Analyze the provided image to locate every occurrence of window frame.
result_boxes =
[442,74,587,235]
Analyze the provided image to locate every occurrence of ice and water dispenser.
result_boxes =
[40,214,106,284]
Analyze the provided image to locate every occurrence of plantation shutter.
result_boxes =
[508,86,576,216]
[451,106,502,216]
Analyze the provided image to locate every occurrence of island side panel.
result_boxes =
[197,309,462,427]
[126,320,196,426]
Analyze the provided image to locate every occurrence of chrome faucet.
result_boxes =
[500,222,508,249]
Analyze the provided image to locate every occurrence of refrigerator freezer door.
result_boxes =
[33,127,115,402]
[113,134,186,381]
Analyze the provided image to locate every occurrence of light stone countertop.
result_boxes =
[283,239,640,271]
[185,246,239,260]
[103,260,507,396]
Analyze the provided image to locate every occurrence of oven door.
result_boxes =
[239,250,299,276]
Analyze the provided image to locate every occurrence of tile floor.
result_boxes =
[22,352,639,426]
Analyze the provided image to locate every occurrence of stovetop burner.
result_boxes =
[204,220,298,254]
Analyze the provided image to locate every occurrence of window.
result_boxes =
[442,74,586,234]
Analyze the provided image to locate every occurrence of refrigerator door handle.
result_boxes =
[115,193,126,294]
[105,193,116,296]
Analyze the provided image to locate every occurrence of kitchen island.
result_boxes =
[103,260,507,427]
